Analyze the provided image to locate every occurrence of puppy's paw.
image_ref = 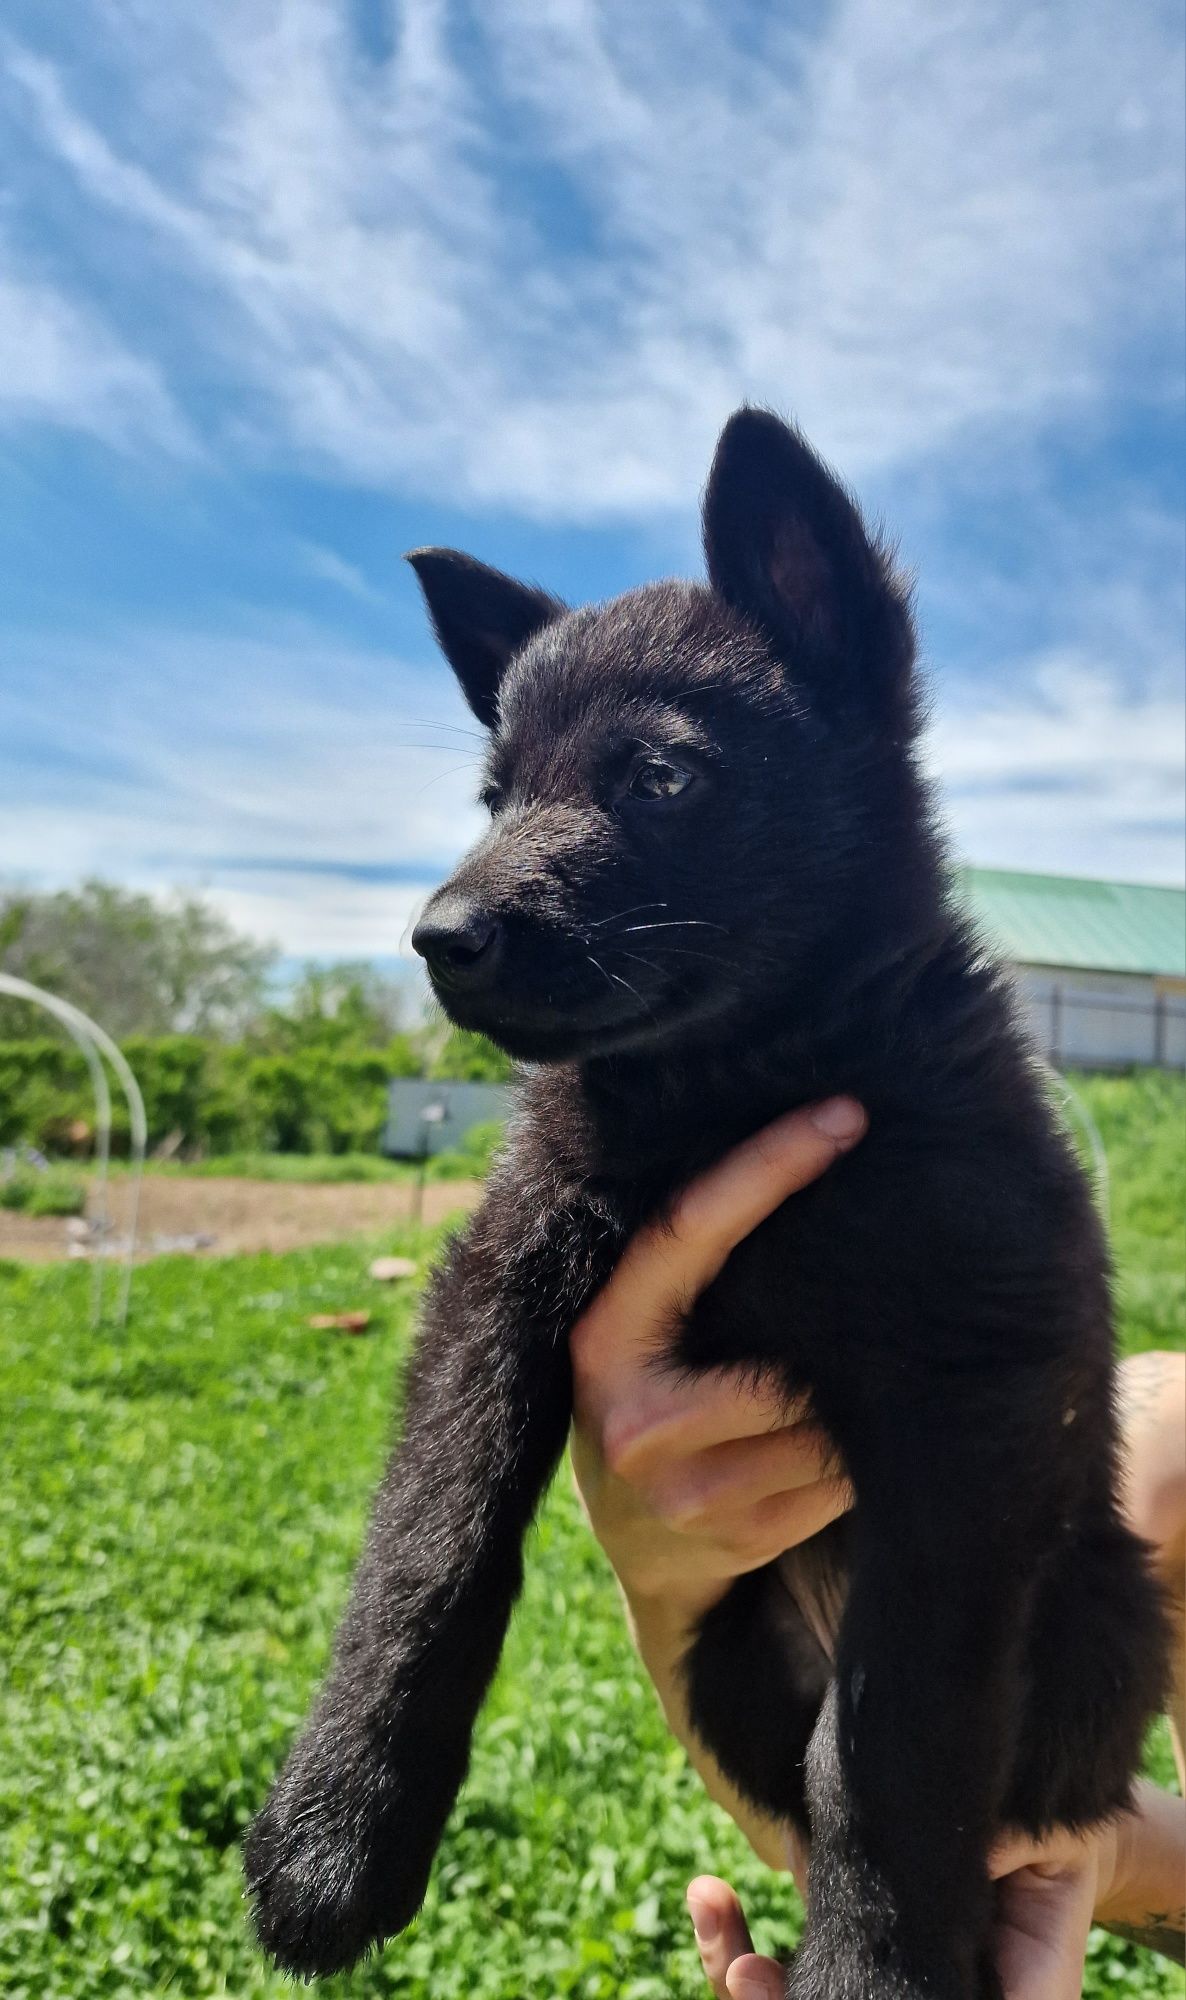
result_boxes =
[243,1746,429,1978]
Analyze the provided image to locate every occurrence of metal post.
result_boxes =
[414,1120,429,1228]
[1050,984,1062,1068]
[0,975,146,1327]
[413,1100,446,1229]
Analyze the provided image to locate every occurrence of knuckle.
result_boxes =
[652,1480,704,1531]
[601,1412,652,1484]
[719,1519,762,1564]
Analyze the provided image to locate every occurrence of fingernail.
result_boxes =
[686,1893,720,1945]
[810,1096,865,1142]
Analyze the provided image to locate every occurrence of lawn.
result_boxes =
[0,1074,1182,1999]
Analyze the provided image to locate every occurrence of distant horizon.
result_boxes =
[8,861,1182,989]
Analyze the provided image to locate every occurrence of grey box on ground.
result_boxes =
[382,1080,511,1158]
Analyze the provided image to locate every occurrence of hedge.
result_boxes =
[0,1036,426,1158]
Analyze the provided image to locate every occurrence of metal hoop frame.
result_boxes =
[0,974,147,1326]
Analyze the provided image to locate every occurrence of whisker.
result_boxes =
[611,950,666,978]
[406,716,488,742]
[586,952,658,1025]
[414,761,481,796]
[585,953,618,995]
[616,940,737,971]
[586,902,669,930]
[614,919,730,936]
[647,946,735,968]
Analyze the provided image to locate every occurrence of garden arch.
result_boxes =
[0,974,146,1326]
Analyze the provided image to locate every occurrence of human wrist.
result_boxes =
[1094,1783,1186,1937]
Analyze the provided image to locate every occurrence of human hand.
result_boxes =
[570,1098,865,1624]
[686,1875,782,2000]
[689,1781,1185,2000]
[685,1851,1103,2000]
[985,1821,1115,2000]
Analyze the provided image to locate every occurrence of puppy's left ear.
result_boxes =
[405,549,565,727]
[702,408,915,728]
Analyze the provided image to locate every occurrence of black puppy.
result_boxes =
[244,410,1167,1996]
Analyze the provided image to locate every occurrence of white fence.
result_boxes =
[1017,984,1186,1070]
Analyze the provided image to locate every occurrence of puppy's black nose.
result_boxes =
[412,900,501,985]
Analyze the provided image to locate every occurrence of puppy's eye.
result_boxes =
[479,785,504,815]
[628,759,694,802]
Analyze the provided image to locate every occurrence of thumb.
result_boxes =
[687,1877,783,2000]
[994,1859,1095,2000]
[725,1953,784,2000]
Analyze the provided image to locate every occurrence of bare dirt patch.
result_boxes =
[0,1175,482,1263]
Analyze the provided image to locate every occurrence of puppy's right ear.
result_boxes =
[405,549,565,728]
[702,408,915,729]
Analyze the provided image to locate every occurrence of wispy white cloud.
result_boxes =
[0,250,192,453]
[928,657,1186,884]
[297,540,385,603]
[3,0,1181,513]
[0,1,1180,927]
[0,620,485,953]
[201,876,435,962]
[2,608,1180,959]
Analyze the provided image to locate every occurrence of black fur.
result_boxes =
[244,409,1168,1993]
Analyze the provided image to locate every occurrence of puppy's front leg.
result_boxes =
[244,1210,597,1978]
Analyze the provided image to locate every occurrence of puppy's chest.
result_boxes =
[674,1182,874,1394]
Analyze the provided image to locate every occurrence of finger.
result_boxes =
[574,1099,866,1379]
[653,1422,841,1526]
[988,1837,1043,1881]
[987,1825,1087,1881]
[590,1374,810,1484]
[658,1097,867,1298]
[701,1476,854,1574]
[725,1953,784,2000]
[993,1862,1095,2000]
[687,1877,755,1999]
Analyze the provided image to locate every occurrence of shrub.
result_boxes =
[0,1165,87,1216]
[429,1119,506,1181]
[428,1029,515,1083]
[0,1037,426,1158]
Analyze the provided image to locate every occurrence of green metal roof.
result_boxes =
[960,868,1186,978]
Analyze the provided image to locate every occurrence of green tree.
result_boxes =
[0,881,274,1039]
[429,1027,515,1082]
[255,962,412,1055]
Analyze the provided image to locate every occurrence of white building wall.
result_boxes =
[1011,966,1186,1070]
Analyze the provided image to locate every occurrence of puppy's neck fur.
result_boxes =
[577,895,997,1182]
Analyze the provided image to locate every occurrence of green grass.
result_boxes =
[0,1074,1182,1999]
[1063,1070,1186,1352]
[120,1149,417,1182]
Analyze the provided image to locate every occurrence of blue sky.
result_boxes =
[2,0,1183,964]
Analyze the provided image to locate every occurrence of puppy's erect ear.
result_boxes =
[405,548,565,728]
[702,408,915,726]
